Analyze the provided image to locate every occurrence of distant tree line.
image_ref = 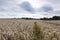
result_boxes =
[21,17,35,20]
[21,17,40,20]
[21,16,60,20]
[40,16,60,20]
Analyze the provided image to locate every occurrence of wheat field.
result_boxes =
[0,19,60,40]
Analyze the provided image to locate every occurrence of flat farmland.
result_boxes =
[0,19,60,40]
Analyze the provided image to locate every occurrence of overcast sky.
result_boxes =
[0,0,60,18]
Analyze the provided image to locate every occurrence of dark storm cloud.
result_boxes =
[38,5,53,12]
[20,1,35,13]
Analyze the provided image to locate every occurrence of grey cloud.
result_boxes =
[51,10,60,15]
[45,10,60,17]
[39,0,60,4]
[39,0,60,10]
[0,0,25,12]
[37,4,53,12]
[20,1,35,13]
[47,0,60,4]
[38,0,60,17]
[0,0,35,13]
